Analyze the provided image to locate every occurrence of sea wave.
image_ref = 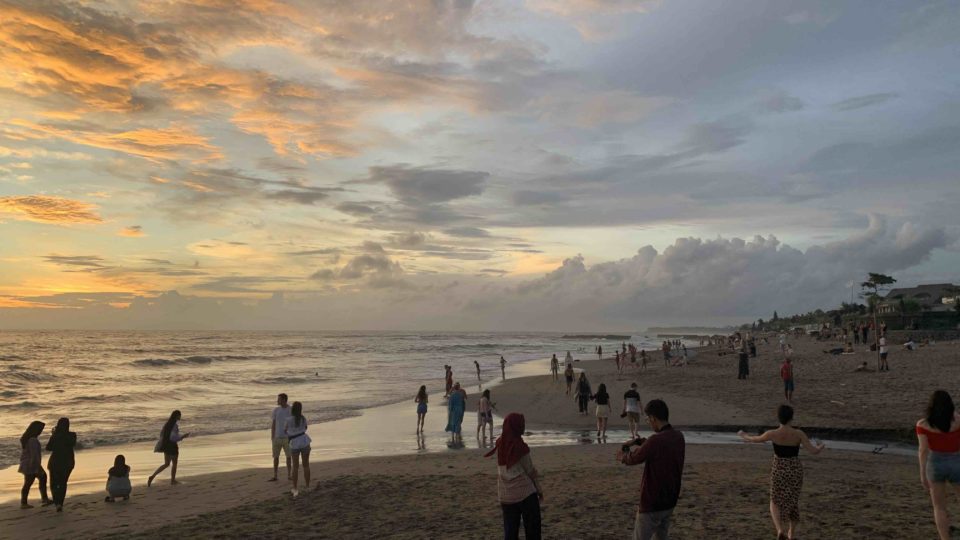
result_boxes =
[0,400,40,410]
[2,369,57,382]
[130,355,254,368]
[0,354,25,361]
[252,376,323,385]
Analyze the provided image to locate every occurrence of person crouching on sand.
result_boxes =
[618,399,685,540]
[485,413,543,540]
[105,455,131,503]
[738,405,825,540]
[916,390,960,539]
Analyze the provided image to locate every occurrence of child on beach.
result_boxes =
[105,455,132,502]
[477,389,495,442]
[415,385,428,434]
[781,358,794,403]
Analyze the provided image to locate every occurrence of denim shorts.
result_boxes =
[784,380,795,392]
[927,451,960,483]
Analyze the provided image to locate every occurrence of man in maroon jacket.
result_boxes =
[617,399,685,540]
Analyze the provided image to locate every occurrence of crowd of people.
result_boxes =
[14,340,960,540]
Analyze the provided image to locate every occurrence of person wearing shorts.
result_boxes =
[564,364,575,395]
[780,358,794,403]
[284,401,311,497]
[270,393,292,482]
[879,336,889,372]
[623,383,641,439]
[477,389,494,442]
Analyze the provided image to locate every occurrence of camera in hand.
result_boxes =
[620,437,645,453]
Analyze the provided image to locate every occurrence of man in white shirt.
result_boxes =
[622,383,642,439]
[879,337,889,372]
[270,393,292,481]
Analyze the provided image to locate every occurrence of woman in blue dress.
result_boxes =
[445,382,466,446]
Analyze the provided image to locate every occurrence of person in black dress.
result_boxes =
[46,417,77,512]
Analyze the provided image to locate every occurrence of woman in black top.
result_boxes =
[46,417,77,512]
[591,383,611,438]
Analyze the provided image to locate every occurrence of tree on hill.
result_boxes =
[861,272,896,370]
[772,311,779,322]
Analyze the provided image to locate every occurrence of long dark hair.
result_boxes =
[596,383,608,400]
[110,454,130,477]
[52,417,69,435]
[161,410,181,441]
[20,421,45,449]
[482,389,491,399]
[416,385,427,402]
[291,401,304,427]
[927,390,955,433]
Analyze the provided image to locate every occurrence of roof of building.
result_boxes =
[883,283,959,305]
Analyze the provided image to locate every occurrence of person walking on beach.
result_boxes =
[879,335,889,372]
[738,405,825,540]
[444,365,453,397]
[593,383,611,438]
[149,410,189,487]
[550,354,559,381]
[485,413,543,540]
[105,455,132,503]
[618,399,685,540]
[446,382,467,446]
[18,420,51,509]
[270,393,292,482]
[46,417,76,512]
[916,390,960,539]
[622,383,641,439]
[475,360,482,383]
[640,349,648,370]
[575,372,592,415]
[478,388,495,442]
[781,358,795,403]
[597,345,603,361]
[285,401,312,496]
[500,356,507,380]
[415,385,428,434]
[564,363,575,395]
[737,346,750,380]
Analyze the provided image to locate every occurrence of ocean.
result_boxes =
[0,330,663,467]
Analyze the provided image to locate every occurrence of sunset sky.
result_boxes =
[1,0,958,330]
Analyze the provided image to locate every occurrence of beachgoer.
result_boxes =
[550,354,559,381]
[575,372,592,415]
[916,390,960,540]
[749,339,757,358]
[105,455,132,503]
[500,356,507,380]
[593,383,611,438]
[597,345,603,361]
[285,401,312,496]
[843,342,854,354]
[565,351,574,365]
[781,358,794,403]
[615,351,621,374]
[618,399,685,540]
[853,361,873,373]
[148,410,189,487]
[446,382,466,445]
[640,349,647,370]
[622,383,641,439]
[445,365,453,397]
[18,421,50,509]
[270,393,292,482]
[738,405,825,540]
[478,388,495,442]
[46,417,76,512]
[475,360,482,382]
[564,363,575,395]
[415,385,428,434]
[485,413,543,540]
[738,347,750,380]
[903,338,917,351]
[880,336,890,371]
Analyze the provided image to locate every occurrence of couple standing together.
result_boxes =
[269,393,312,496]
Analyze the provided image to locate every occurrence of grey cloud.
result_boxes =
[192,276,297,293]
[512,190,569,206]
[832,92,899,111]
[444,227,490,238]
[336,202,378,216]
[337,254,402,280]
[388,231,428,248]
[264,189,328,205]
[362,165,489,204]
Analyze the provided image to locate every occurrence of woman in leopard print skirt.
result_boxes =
[738,405,825,540]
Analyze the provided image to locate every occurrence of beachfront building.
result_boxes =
[877,283,959,315]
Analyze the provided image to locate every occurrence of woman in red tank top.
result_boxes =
[916,390,960,540]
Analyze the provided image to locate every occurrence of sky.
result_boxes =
[0,0,958,331]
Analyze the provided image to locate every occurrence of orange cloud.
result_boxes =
[118,225,145,237]
[0,195,103,224]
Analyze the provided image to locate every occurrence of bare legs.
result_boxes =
[930,482,952,539]
[20,471,50,508]
[416,412,426,433]
[148,454,178,486]
[291,450,311,495]
[272,451,291,481]
[770,501,798,539]
[596,416,608,438]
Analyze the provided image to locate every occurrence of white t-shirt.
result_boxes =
[272,406,292,439]
[284,415,308,437]
[879,337,887,354]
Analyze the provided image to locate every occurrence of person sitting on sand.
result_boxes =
[903,338,917,351]
[446,382,466,446]
[485,413,543,540]
[564,363,575,395]
[618,399,685,540]
[822,346,845,355]
[575,372,592,415]
[738,405,825,540]
[916,390,960,540]
[853,361,874,373]
[105,455,131,503]
[843,342,854,354]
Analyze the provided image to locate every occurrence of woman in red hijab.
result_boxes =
[485,413,543,540]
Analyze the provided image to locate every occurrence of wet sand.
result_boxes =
[0,444,932,539]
